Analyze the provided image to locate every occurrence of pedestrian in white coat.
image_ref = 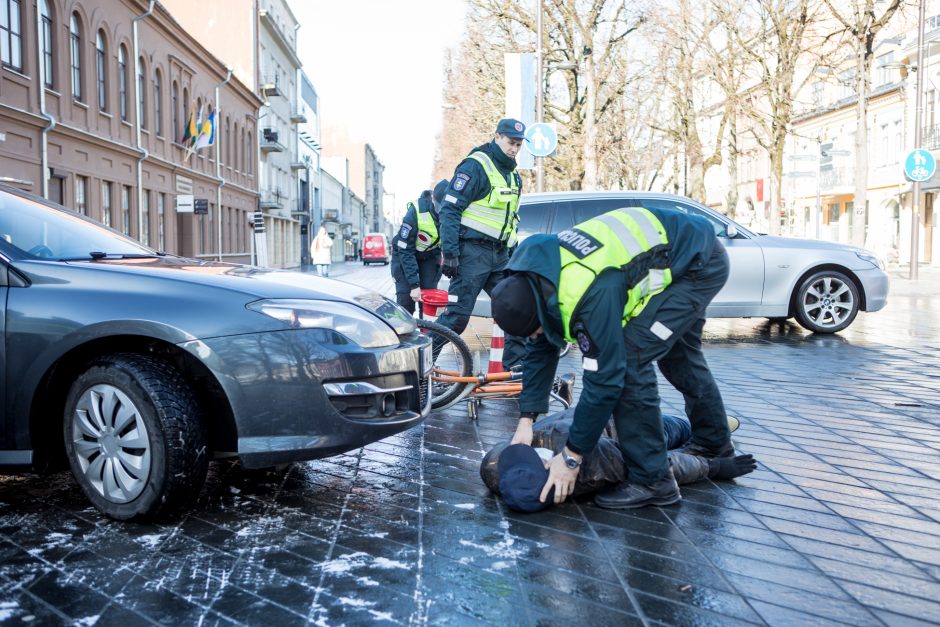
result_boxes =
[311,224,333,277]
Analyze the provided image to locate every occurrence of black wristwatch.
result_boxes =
[561,447,582,469]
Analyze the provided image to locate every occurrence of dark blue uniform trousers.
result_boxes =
[434,239,525,368]
[616,243,732,485]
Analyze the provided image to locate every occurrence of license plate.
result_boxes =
[420,345,432,377]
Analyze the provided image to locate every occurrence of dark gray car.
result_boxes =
[0,185,431,520]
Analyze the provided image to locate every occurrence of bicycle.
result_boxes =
[414,290,575,417]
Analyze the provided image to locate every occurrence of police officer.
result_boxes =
[391,180,449,314]
[436,118,527,367]
[489,205,740,509]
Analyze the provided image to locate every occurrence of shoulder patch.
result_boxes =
[399,224,413,239]
[558,228,603,259]
[573,323,599,358]
[452,172,471,192]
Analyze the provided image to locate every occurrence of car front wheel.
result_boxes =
[63,353,208,520]
[794,270,860,334]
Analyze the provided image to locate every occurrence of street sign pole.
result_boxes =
[911,0,926,280]
[535,0,544,193]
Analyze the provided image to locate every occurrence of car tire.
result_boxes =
[793,270,860,334]
[63,353,208,520]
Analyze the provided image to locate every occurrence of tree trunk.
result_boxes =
[582,54,599,190]
[853,40,868,246]
[726,115,739,219]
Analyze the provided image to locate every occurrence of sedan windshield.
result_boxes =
[0,189,154,260]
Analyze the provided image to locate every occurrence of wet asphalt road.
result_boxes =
[1,263,940,625]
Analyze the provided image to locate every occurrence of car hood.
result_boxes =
[57,255,377,302]
[752,234,873,255]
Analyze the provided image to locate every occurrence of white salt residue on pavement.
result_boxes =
[489,561,512,571]
[135,534,165,549]
[338,596,375,608]
[27,531,74,556]
[373,557,409,570]
[453,503,476,510]
[74,615,100,626]
[0,601,19,621]
[234,515,284,538]
[459,525,528,561]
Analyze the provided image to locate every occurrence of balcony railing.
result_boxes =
[290,106,307,124]
[260,188,284,209]
[820,166,854,192]
[923,123,940,151]
[260,128,285,153]
[261,75,282,98]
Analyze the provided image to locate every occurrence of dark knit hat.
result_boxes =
[491,274,540,337]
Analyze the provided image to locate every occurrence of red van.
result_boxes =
[361,232,390,265]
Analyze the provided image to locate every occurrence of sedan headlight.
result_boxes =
[855,251,885,270]
[351,292,417,336]
[247,299,399,348]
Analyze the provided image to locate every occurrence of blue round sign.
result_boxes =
[525,123,558,157]
[904,149,936,182]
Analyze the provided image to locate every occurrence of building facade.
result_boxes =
[0,0,261,262]
[296,68,320,265]
[161,0,304,268]
[322,124,387,237]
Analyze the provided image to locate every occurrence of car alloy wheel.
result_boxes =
[70,383,152,503]
[794,270,860,334]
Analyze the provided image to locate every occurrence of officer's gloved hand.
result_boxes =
[410,287,423,302]
[708,454,757,480]
[442,257,460,278]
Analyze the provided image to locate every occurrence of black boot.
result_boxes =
[594,467,681,509]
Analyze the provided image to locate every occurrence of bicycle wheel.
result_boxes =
[417,319,473,410]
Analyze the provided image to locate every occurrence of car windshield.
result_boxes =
[0,190,154,260]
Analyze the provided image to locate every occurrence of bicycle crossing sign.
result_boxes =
[904,149,936,182]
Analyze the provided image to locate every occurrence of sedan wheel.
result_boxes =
[794,270,860,334]
[64,354,208,520]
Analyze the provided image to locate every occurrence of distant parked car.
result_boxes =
[0,185,431,520]
[460,191,889,334]
[362,232,390,265]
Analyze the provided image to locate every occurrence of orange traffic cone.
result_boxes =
[487,323,505,374]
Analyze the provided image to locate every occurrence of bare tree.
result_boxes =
[824,0,904,246]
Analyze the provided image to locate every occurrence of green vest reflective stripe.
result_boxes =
[557,207,672,342]
[411,200,440,252]
[460,152,521,243]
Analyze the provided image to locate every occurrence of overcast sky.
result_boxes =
[292,0,468,206]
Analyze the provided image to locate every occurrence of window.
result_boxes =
[811,81,824,108]
[70,13,83,101]
[122,185,131,235]
[96,31,107,111]
[875,52,895,88]
[154,70,162,136]
[101,181,112,227]
[141,190,149,245]
[515,202,552,240]
[1,0,22,71]
[172,82,179,140]
[75,176,88,215]
[246,131,252,174]
[828,203,840,223]
[225,118,231,165]
[118,45,128,121]
[40,0,53,87]
[233,123,239,170]
[138,56,146,129]
[838,68,856,100]
[157,193,165,251]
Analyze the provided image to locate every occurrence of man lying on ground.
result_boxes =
[481,410,755,513]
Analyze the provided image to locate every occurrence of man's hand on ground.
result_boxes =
[511,417,534,446]
[541,454,579,504]
[709,454,757,480]
[442,257,459,278]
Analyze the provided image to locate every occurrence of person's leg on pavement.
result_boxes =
[391,258,416,314]
[433,240,490,355]
[481,252,526,369]
[662,414,692,449]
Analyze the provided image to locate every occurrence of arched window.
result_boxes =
[69,13,83,101]
[171,81,179,140]
[225,118,231,166]
[233,122,239,171]
[95,31,107,111]
[246,130,252,175]
[154,69,162,136]
[40,0,54,87]
[1,0,23,71]
[137,56,147,129]
[118,45,128,121]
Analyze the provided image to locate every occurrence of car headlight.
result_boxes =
[855,251,885,270]
[247,299,399,348]
[351,293,417,336]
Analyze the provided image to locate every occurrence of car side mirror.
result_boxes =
[725,224,738,239]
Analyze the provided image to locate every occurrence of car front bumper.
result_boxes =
[180,329,431,468]
[856,267,890,312]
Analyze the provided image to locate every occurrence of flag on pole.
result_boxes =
[194,110,216,150]
[181,101,197,147]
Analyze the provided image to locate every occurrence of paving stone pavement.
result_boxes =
[1,263,940,625]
